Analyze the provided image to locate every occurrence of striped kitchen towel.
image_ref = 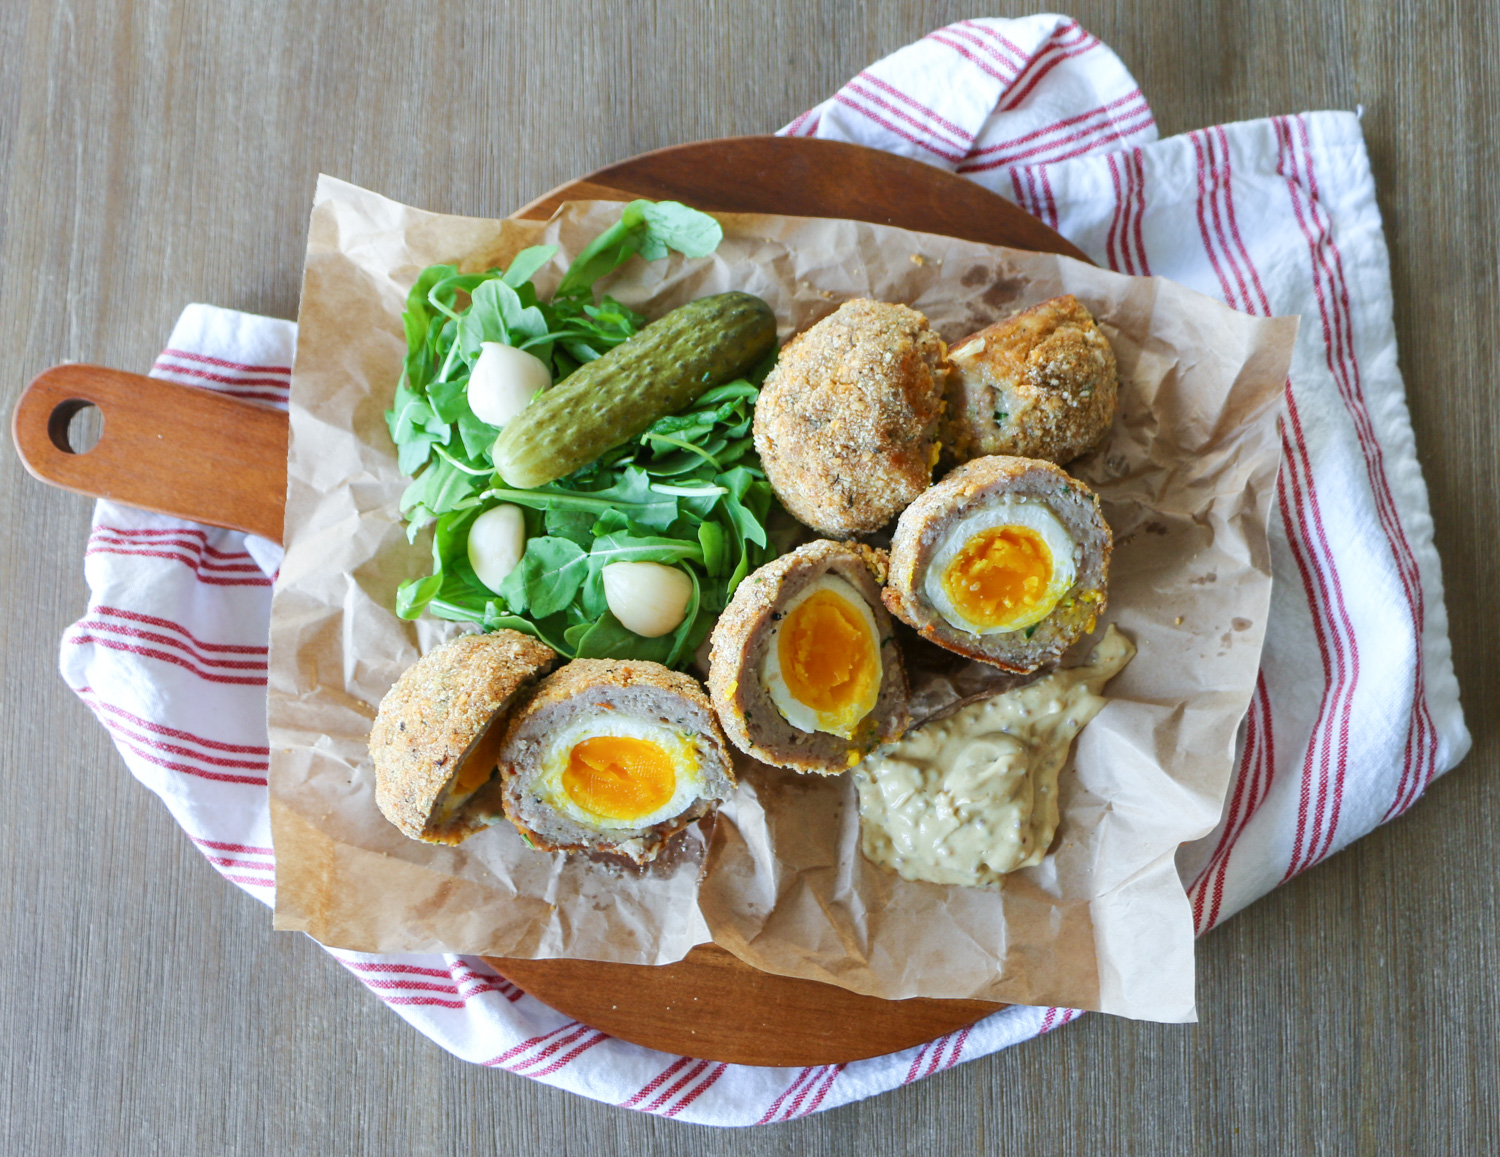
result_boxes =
[59,12,1468,1126]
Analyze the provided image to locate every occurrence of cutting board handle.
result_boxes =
[11,364,288,543]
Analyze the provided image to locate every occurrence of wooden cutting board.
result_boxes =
[12,135,1089,1067]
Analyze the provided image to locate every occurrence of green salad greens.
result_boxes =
[386,201,785,669]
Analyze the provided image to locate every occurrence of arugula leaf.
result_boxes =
[395,572,443,620]
[724,536,752,596]
[399,455,482,520]
[697,520,726,578]
[387,382,449,475]
[480,468,679,532]
[423,377,502,461]
[664,567,704,668]
[426,271,491,323]
[719,467,771,550]
[498,536,589,618]
[579,563,608,621]
[484,609,571,654]
[693,381,761,407]
[544,506,597,548]
[401,265,459,394]
[554,201,723,299]
[575,612,676,664]
[405,264,457,317]
[574,614,650,660]
[586,296,646,333]
[502,245,558,288]
[638,201,723,260]
[454,411,499,461]
[575,467,679,530]
[455,280,550,365]
[588,532,704,568]
[590,508,634,538]
[425,374,471,425]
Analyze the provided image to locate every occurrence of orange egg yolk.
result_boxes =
[562,736,677,822]
[941,525,1054,629]
[778,589,879,722]
[444,718,507,812]
[450,750,494,799]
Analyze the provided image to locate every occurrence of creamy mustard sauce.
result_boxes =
[854,625,1135,888]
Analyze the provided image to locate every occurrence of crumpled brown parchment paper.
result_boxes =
[268,175,1297,1022]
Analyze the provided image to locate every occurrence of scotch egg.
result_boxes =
[884,455,1112,674]
[368,630,559,845]
[708,540,910,774]
[939,294,1118,468]
[754,299,949,536]
[496,658,735,863]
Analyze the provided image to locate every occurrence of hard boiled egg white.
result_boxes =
[923,498,1078,635]
[760,574,882,738]
[533,713,706,831]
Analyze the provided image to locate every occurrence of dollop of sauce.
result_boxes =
[854,625,1135,888]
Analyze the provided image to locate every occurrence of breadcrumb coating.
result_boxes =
[941,295,1117,466]
[369,630,559,844]
[754,299,948,536]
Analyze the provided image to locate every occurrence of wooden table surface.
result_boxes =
[2,1,1495,1152]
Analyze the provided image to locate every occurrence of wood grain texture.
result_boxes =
[11,364,289,541]
[514,136,1094,262]
[0,1,1495,1154]
[493,945,1003,1068]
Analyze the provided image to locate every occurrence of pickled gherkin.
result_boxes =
[492,291,776,489]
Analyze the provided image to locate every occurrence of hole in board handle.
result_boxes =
[47,399,105,455]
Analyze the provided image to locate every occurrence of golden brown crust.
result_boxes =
[502,657,719,732]
[883,455,1112,673]
[369,630,559,843]
[497,658,734,863]
[941,295,1117,466]
[707,539,907,773]
[754,299,949,536]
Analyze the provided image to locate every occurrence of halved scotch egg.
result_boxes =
[528,715,708,832]
[369,630,559,844]
[940,294,1118,467]
[884,455,1111,673]
[496,659,734,864]
[708,540,909,773]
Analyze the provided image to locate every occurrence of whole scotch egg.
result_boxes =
[753,299,948,536]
